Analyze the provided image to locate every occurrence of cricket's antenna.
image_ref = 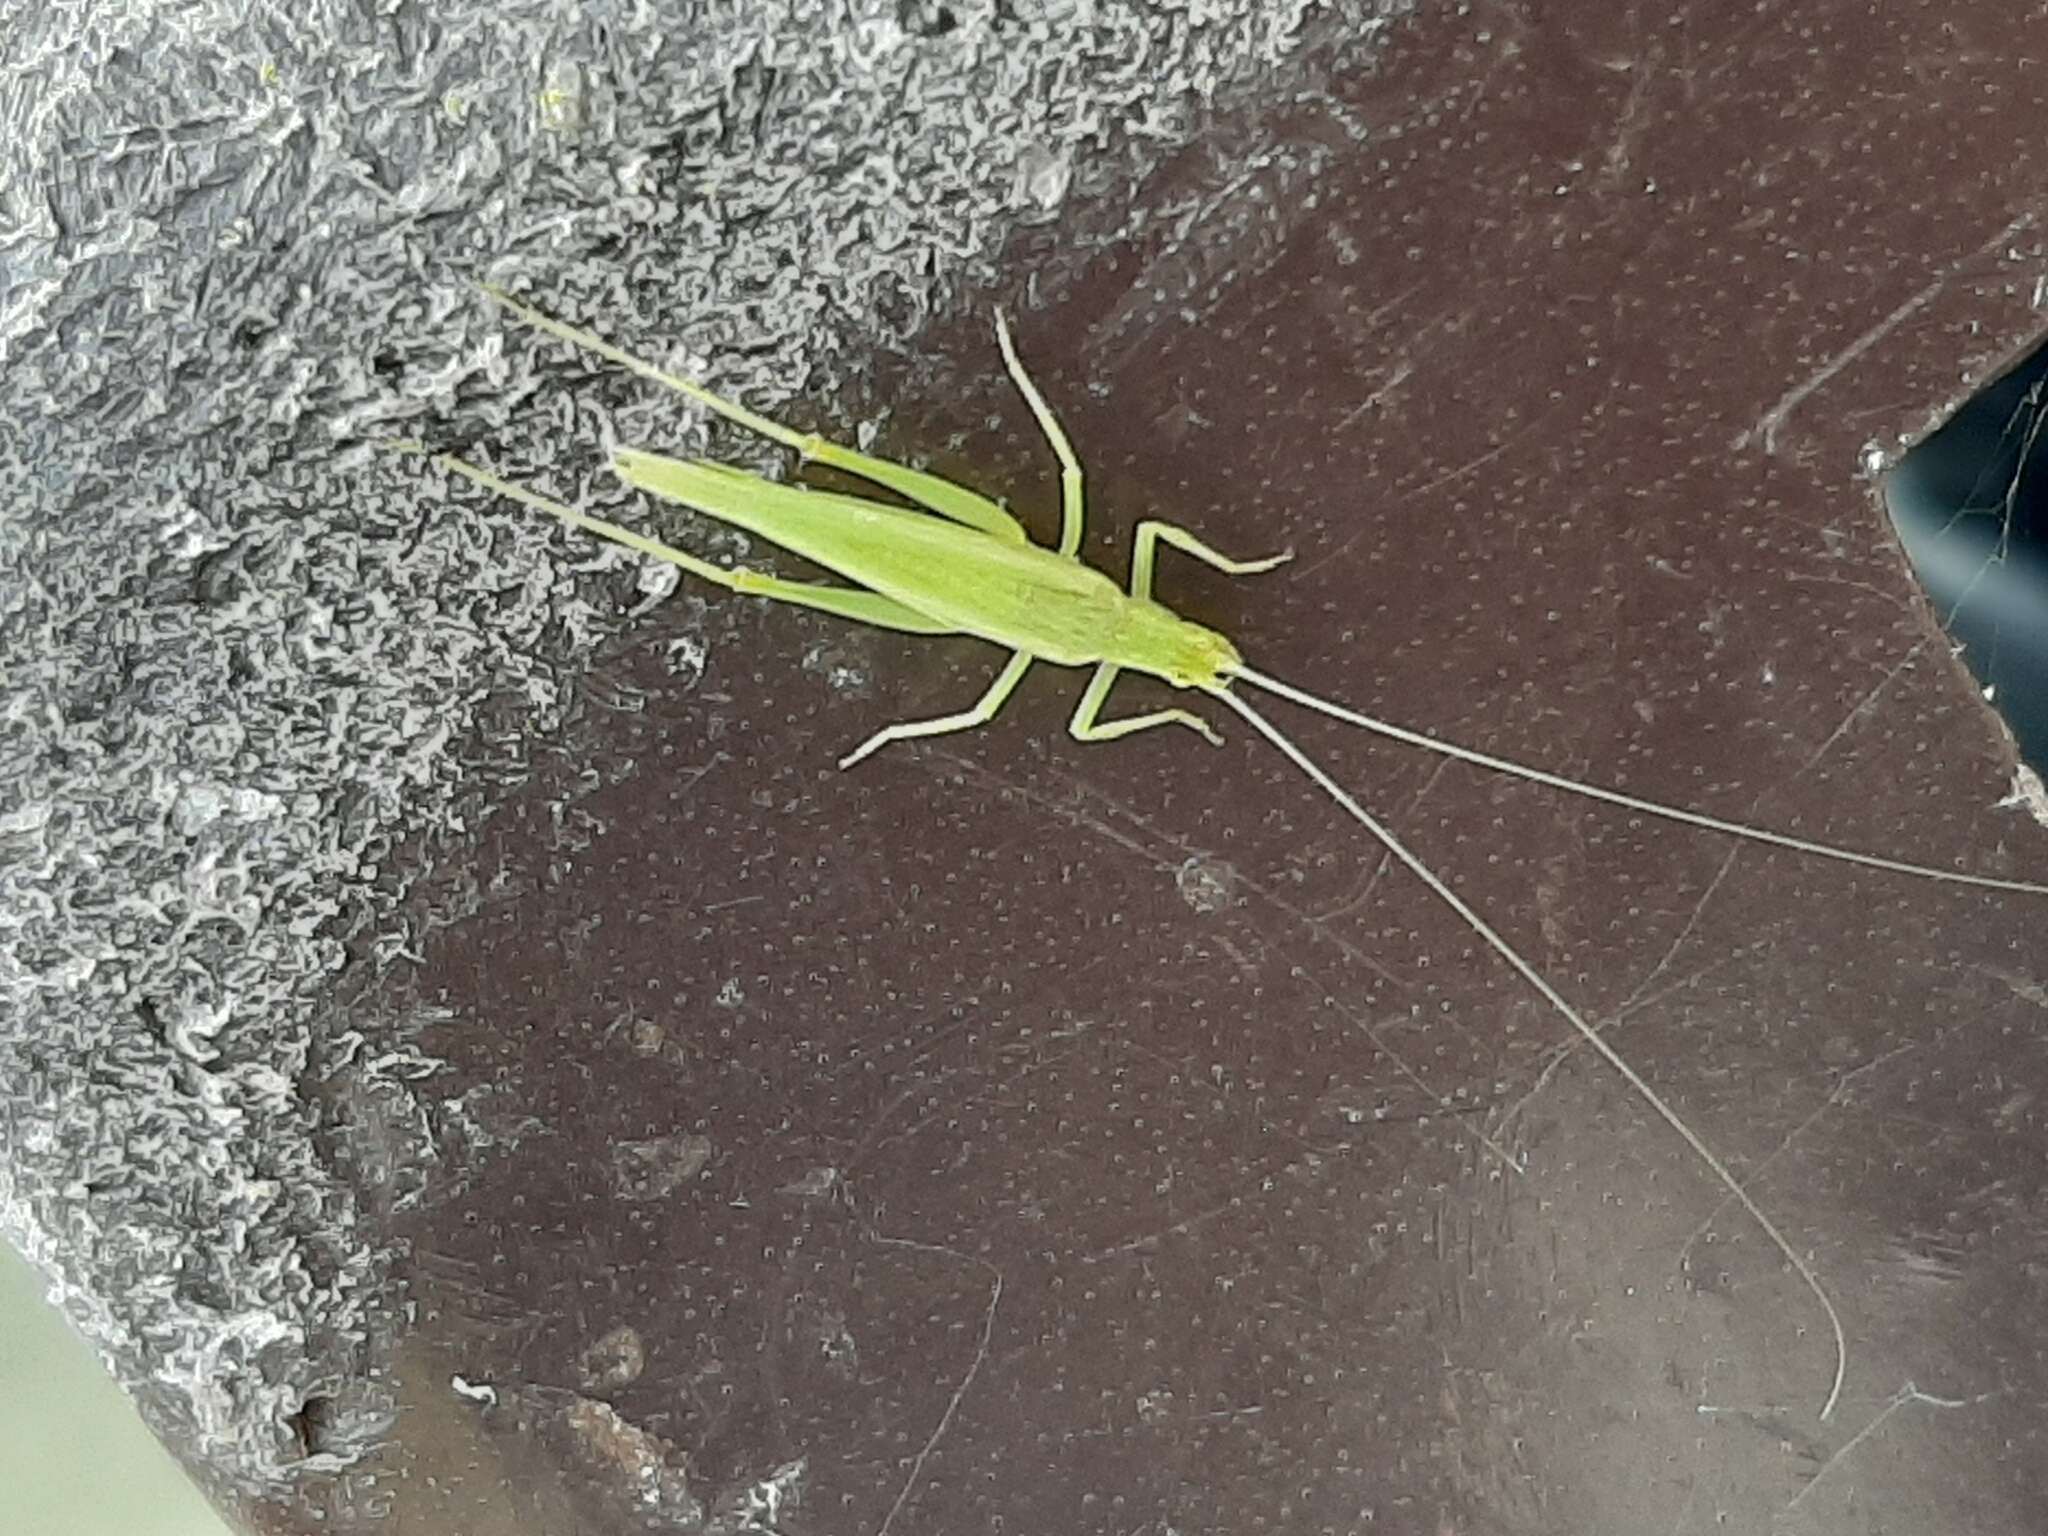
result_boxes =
[1210,681,1847,1422]
[1227,665,2048,896]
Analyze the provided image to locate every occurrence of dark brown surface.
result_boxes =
[285,3,2048,1531]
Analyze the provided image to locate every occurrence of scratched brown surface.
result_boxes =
[272,3,2048,1532]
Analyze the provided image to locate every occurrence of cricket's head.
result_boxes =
[1115,601,1244,691]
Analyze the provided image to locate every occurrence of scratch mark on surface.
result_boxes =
[1332,356,1417,435]
[1737,208,2038,456]
[1291,956,1525,1173]
[1990,966,2048,1010]
[821,947,1113,1091]
[1597,36,1657,193]
[1309,758,1453,925]
[872,1238,1003,1536]
[1295,423,1532,581]
[1787,638,1926,785]
[1674,1040,1919,1269]
[1782,568,1917,615]
[1209,932,1263,985]
[1082,1199,1240,1263]
[1489,940,1765,1139]
[1785,1379,1996,1513]
[872,1042,1086,1161]
[1612,840,1745,1014]
[929,748,1407,991]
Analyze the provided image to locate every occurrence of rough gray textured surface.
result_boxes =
[0,0,1404,1491]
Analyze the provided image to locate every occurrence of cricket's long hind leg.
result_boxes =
[839,650,1036,768]
[483,283,799,447]
[994,312,1087,557]
[1069,661,1222,746]
[480,283,1030,545]
[797,440,1030,544]
[429,450,956,636]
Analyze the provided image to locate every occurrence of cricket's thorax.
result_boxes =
[1104,597,1242,689]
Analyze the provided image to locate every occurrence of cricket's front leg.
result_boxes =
[1059,518,1289,745]
[1129,519,1291,601]
[1066,661,1222,747]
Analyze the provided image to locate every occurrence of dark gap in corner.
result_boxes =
[1884,335,2048,773]
[287,1394,340,1458]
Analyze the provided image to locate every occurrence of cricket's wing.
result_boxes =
[616,449,1124,666]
